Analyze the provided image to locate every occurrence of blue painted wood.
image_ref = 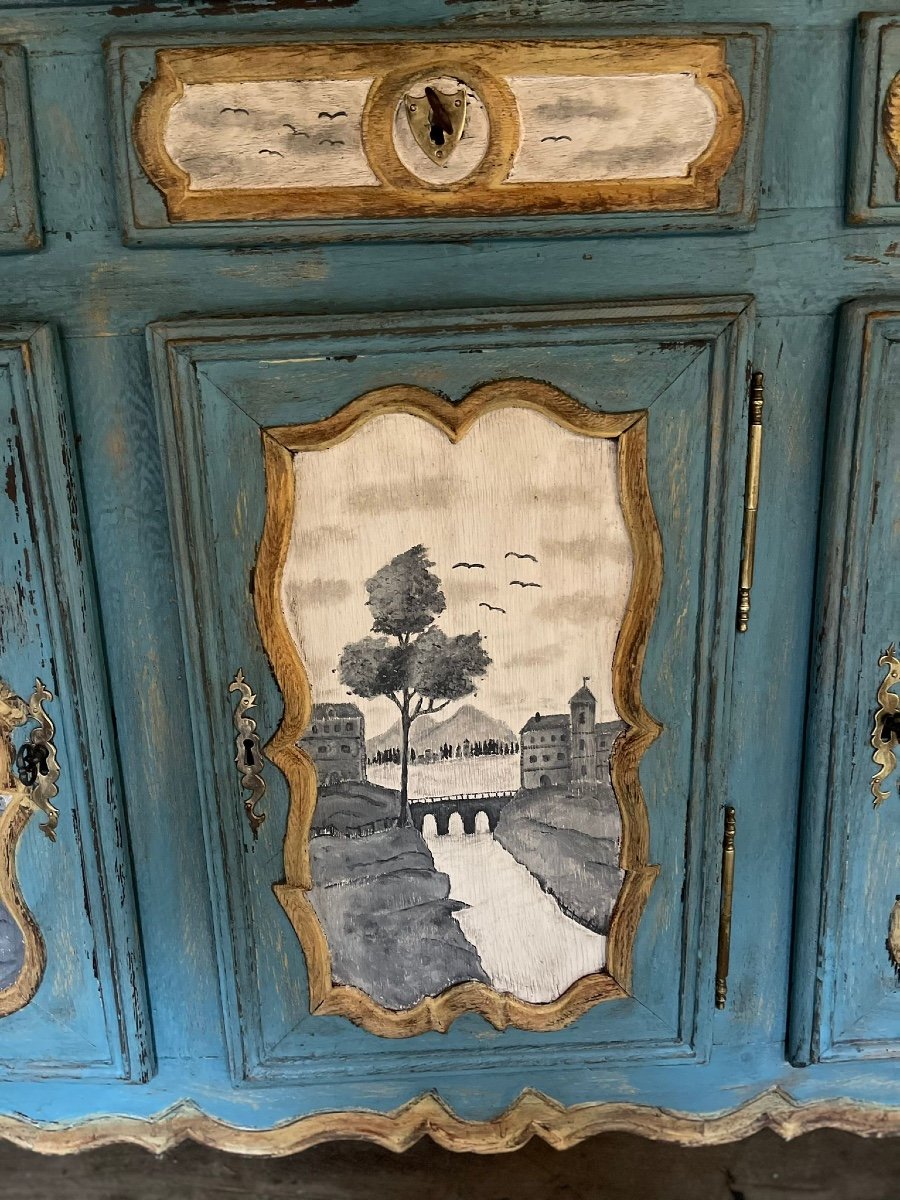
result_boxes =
[0,45,40,251]
[789,300,900,1066]
[0,325,151,1079]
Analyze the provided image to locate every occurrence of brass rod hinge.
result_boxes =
[737,371,765,633]
[715,806,736,1009]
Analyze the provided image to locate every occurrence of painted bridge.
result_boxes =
[408,790,517,835]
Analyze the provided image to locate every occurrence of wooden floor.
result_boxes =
[3,1130,900,1199]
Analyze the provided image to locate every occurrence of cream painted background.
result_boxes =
[281,406,632,740]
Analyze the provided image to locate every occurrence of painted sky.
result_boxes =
[281,407,633,740]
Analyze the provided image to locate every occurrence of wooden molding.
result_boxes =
[2,1087,899,1155]
[132,39,744,222]
[254,380,662,1037]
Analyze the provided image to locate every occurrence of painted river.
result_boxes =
[423,819,606,1003]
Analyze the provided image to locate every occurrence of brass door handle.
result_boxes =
[871,645,900,807]
[0,676,60,840]
[228,669,267,838]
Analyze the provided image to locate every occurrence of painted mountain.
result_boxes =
[368,704,516,758]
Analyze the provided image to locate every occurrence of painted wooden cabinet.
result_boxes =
[0,0,897,1156]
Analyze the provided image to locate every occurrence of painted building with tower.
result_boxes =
[520,680,625,789]
[300,702,367,786]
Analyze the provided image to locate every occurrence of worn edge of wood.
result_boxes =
[254,380,661,1037]
[131,39,744,222]
[2,1086,900,1156]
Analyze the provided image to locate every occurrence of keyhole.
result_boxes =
[430,124,445,147]
[16,742,48,787]
[243,739,256,768]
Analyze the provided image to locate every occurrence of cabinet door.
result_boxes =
[149,299,757,1084]
[790,302,900,1063]
[0,326,151,1078]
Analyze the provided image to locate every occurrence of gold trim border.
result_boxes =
[0,795,46,1018]
[132,39,744,221]
[2,1088,899,1156]
[255,381,662,1038]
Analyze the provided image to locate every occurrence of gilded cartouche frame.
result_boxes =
[132,39,744,223]
[253,379,662,1038]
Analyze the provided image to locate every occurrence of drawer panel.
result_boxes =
[109,31,768,244]
[148,298,755,1082]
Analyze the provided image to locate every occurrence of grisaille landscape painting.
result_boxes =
[281,406,633,1012]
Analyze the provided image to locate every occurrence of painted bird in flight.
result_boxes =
[478,602,506,614]
[510,580,541,588]
[453,561,485,569]
[505,551,538,562]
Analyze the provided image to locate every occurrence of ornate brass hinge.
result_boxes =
[737,371,765,633]
[715,806,736,1009]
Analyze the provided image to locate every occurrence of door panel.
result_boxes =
[0,325,151,1079]
[149,299,753,1082]
[790,301,900,1063]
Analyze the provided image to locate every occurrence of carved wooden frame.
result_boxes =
[132,39,744,222]
[2,1087,900,1155]
[254,380,662,1037]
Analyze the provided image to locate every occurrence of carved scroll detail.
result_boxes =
[871,644,900,806]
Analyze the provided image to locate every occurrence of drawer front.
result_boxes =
[790,302,900,1064]
[149,298,755,1083]
[109,30,768,244]
[0,326,151,1078]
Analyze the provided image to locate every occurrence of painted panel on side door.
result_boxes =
[0,325,151,1079]
[790,301,900,1063]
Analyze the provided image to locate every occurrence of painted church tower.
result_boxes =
[569,678,598,783]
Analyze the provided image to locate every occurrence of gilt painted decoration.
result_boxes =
[257,383,661,1037]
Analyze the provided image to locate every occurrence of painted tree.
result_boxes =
[339,545,491,827]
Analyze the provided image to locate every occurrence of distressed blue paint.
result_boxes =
[789,301,900,1065]
[0,0,891,1146]
[0,326,150,1079]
